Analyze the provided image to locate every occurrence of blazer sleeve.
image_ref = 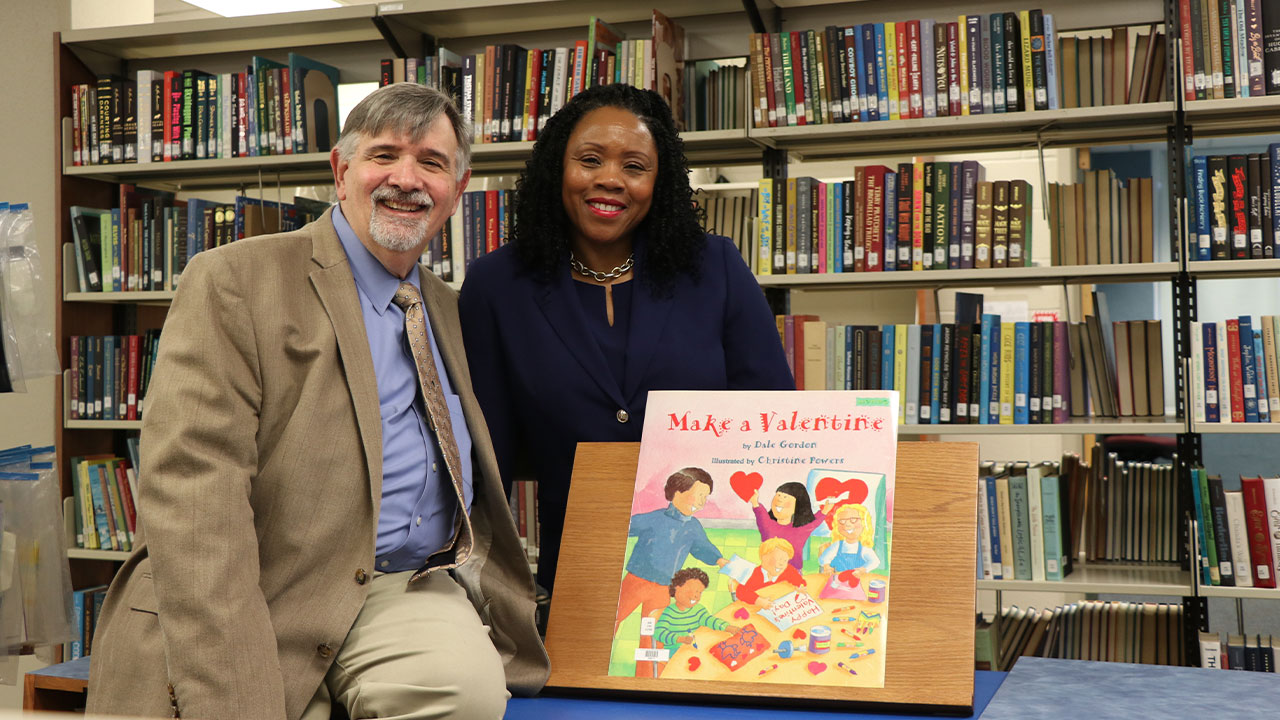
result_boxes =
[458,267,521,494]
[716,236,795,390]
[137,249,287,720]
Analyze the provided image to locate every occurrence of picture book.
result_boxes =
[608,390,898,688]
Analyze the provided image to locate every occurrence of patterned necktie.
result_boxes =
[392,281,470,565]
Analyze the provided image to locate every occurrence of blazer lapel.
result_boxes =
[308,209,384,509]
[622,248,675,402]
[536,264,627,408]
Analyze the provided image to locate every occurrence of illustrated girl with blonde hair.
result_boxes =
[818,503,880,583]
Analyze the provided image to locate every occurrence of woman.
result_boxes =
[819,503,880,580]
[459,84,793,594]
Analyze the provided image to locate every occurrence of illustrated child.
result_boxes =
[819,503,880,584]
[615,468,729,635]
[731,538,807,607]
[653,568,742,650]
[749,481,836,571]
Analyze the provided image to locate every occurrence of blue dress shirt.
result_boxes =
[332,205,473,572]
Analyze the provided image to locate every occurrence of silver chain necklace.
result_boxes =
[569,252,634,281]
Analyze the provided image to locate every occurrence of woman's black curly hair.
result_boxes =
[511,83,705,296]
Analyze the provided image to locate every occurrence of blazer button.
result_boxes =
[616,409,629,423]
[354,569,368,585]
[317,643,334,659]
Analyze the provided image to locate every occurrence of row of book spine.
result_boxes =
[70,188,329,294]
[1177,0,1280,100]
[66,583,109,660]
[1188,146,1280,261]
[1199,632,1280,670]
[69,53,340,166]
[977,460,1075,582]
[69,440,140,553]
[508,480,540,565]
[1047,172,1156,267]
[756,163,1035,275]
[1189,469,1280,588]
[979,600,1186,672]
[1189,316,1280,423]
[777,315,1165,423]
[67,332,161,422]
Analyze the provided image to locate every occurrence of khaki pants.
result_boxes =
[300,569,509,720]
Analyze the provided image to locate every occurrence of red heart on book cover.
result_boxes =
[688,656,701,671]
[792,629,807,640]
[808,661,827,675]
[729,471,764,502]
[814,477,868,505]
[837,570,862,588]
[733,607,750,620]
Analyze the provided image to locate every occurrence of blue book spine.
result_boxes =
[988,317,998,420]
[854,25,870,122]
[246,71,257,157]
[85,337,96,420]
[884,171,897,270]
[1044,13,1059,110]
[881,324,895,390]
[861,25,880,121]
[1255,332,1270,422]
[1040,473,1065,581]
[1203,322,1221,422]
[844,325,854,390]
[70,588,86,659]
[1193,155,1211,261]
[930,324,943,424]
[1190,467,1213,585]
[1014,321,1030,424]
[985,475,1003,579]
[979,314,995,424]
[102,334,116,421]
[1240,316,1259,422]
[991,14,1006,112]
[833,182,844,273]
[874,24,890,119]
[1271,144,1280,257]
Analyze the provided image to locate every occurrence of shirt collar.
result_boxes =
[332,203,420,316]
[664,503,693,523]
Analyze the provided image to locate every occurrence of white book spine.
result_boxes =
[1191,322,1206,422]
[136,70,153,163]
[978,478,994,580]
[1027,465,1046,582]
[1263,477,1280,582]
[1225,491,1253,587]
[551,47,569,117]
[906,324,921,424]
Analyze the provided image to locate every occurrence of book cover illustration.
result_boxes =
[608,390,898,688]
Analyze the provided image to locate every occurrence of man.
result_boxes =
[87,84,547,720]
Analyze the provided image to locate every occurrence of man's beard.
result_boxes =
[368,186,435,252]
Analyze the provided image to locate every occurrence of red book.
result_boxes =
[114,461,137,535]
[526,49,542,141]
[791,31,808,125]
[484,190,498,253]
[516,480,527,539]
[1241,476,1277,588]
[946,23,962,116]
[954,325,972,423]
[236,72,249,157]
[1227,318,1246,422]
[864,165,890,272]
[907,20,923,118]
[895,22,910,119]
[126,334,140,421]
[791,314,820,390]
[1178,0,1196,101]
[162,70,177,161]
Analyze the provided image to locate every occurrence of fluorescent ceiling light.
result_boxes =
[184,0,341,17]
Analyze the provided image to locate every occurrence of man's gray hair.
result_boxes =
[334,83,471,180]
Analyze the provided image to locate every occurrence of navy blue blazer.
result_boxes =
[458,234,793,590]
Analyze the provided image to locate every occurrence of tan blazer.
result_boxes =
[86,208,549,720]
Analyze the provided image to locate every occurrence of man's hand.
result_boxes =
[716,557,729,568]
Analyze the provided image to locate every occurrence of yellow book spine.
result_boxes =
[895,324,909,423]
[1020,10,1034,108]
[958,18,970,115]
[885,22,900,121]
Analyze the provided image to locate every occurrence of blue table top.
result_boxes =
[504,671,1005,719]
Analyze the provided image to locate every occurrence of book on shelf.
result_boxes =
[1186,145,1279,261]
[983,600,1186,670]
[70,52,339,166]
[66,584,110,660]
[1178,0,1280,100]
[68,332,161,422]
[69,453,139,553]
[1047,171,1155,266]
[752,164,1036,275]
[1189,315,1280,423]
[1190,468,1280,588]
[749,15,1168,129]
[772,309,1164,423]
[507,479,540,565]
[67,193,330,293]
[1199,632,1279,671]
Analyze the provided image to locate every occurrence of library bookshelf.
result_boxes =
[49,0,1280,676]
